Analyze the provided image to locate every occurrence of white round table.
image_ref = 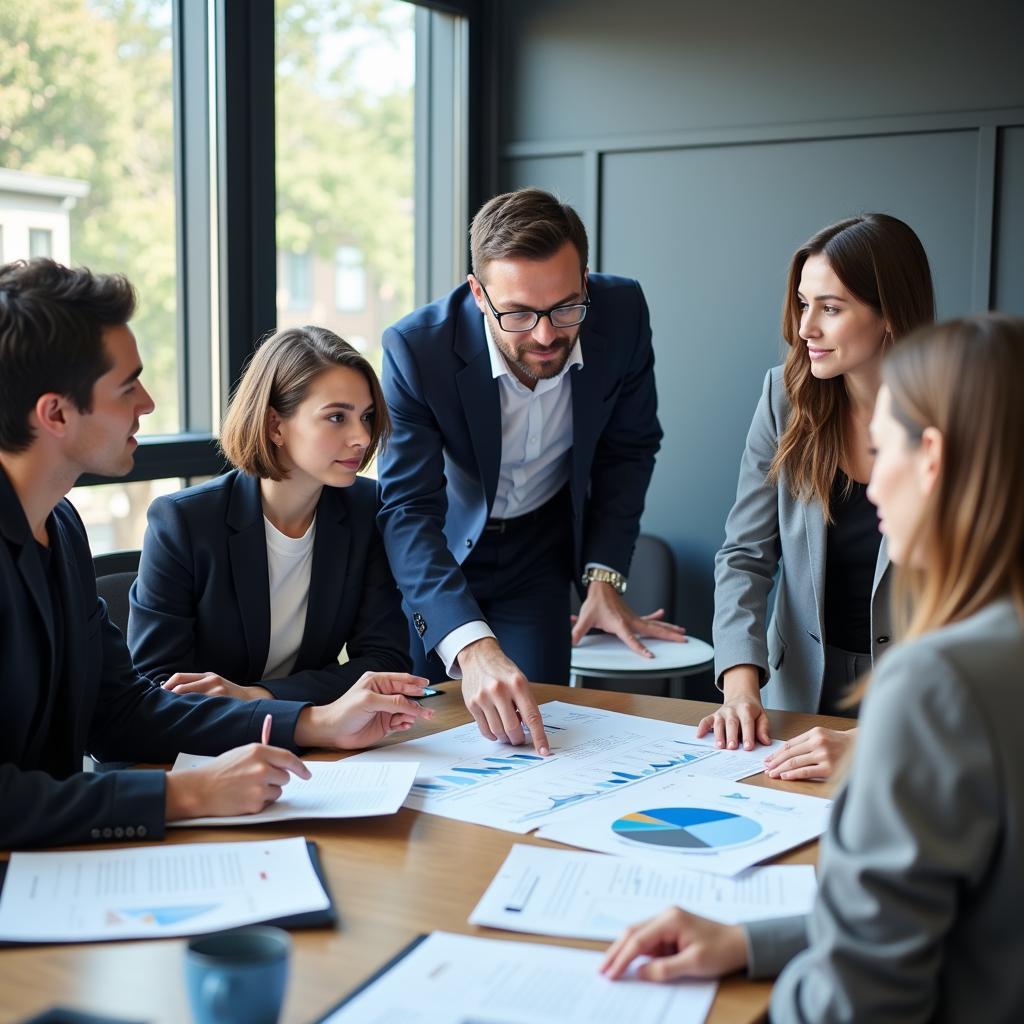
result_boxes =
[569,634,715,696]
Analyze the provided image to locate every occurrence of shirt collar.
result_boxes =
[482,315,584,389]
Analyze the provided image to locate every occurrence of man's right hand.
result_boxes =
[457,637,550,755]
[164,743,311,820]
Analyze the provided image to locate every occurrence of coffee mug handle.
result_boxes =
[202,972,235,1019]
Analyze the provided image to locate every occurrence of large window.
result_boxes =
[0,0,181,438]
[275,0,416,370]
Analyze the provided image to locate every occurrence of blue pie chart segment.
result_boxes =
[612,807,762,849]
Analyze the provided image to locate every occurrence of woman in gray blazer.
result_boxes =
[601,314,1024,1023]
[703,214,934,779]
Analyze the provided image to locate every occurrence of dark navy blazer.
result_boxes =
[128,470,410,703]
[0,466,306,850]
[377,274,663,657]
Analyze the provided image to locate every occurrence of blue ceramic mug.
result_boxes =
[185,926,291,1024]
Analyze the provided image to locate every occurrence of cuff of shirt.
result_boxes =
[744,915,810,979]
[436,620,497,678]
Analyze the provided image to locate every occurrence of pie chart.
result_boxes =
[612,807,762,849]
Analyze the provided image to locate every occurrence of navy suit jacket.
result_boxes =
[128,470,410,704]
[378,274,663,657]
[0,466,307,850]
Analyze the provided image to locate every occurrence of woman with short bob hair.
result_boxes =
[129,325,414,703]
[703,213,935,779]
[603,314,1024,1022]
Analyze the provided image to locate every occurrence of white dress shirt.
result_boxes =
[435,317,583,676]
[262,515,315,680]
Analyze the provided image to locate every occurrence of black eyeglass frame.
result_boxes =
[476,278,591,333]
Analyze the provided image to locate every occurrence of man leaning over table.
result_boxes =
[0,258,432,851]
[378,187,686,757]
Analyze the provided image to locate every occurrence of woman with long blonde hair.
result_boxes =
[602,314,1024,1022]
[702,214,934,779]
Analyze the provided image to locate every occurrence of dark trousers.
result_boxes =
[412,489,574,685]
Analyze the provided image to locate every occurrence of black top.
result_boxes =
[824,472,881,654]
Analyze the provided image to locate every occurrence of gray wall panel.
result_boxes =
[497,0,1024,144]
[500,155,584,206]
[995,127,1024,314]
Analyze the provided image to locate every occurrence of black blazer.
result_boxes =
[0,467,307,850]
[128,470,411,703]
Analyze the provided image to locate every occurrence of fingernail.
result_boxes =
[540,746,550,756]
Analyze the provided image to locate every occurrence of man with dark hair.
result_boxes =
[378,188,684,754]
[0,258,431,850]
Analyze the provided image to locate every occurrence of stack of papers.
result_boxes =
[344,701,785,834]
[470,844,817,939]
[0,837,329,942]
[318,931,718,1024]
[169,754,419,826]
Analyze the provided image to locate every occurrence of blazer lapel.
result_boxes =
[802,501,828,644]
[454,301,501,510]
[570,327,611,516]
[0,469,57,680]
[871,533,891,597]
[295,486,350,667]
[226,473,272,679]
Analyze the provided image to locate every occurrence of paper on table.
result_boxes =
[342,701,783,834]
[536,773,831,877]
[470,844,817,940]
[319,931,717,1024]
[0,837,328,942]
[170,754,418,826]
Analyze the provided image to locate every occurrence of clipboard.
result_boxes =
[312,934,429,1022]
[0,839,338,947]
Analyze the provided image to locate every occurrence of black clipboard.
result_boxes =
[312,933,429,1022]
[0,839,337,947]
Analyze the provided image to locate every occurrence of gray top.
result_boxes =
[713,365,892,711]
[745,597,1024,1023]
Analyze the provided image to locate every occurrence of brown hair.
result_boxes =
[470,187,589,279]
[884,314,1024,640]
[769,214,935,520]
[0,259,136,453]
[220,325,390,480]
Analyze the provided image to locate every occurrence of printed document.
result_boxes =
[536,773,831,877]
[169,755,418,826]
[343,701,782,833]
[320,931,717,1024]
[470,844,817,939]
[0,837,328,942]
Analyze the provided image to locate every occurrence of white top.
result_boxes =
[262,514,316,680]
[435,317,583,676]
[486,316,583,519]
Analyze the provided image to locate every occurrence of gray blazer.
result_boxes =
[745,597,1024,1023]
[712,365,892,711]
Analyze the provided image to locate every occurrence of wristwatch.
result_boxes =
[581,567,627,595]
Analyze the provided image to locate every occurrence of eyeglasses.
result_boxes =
[477,279,590,333]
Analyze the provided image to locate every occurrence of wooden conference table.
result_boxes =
[0,684,850,1024]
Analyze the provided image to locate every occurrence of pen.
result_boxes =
[261,712,273,746]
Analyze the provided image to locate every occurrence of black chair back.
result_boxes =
[93,549,142,636]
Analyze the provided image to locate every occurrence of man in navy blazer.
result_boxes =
[0,259,430,849]
[378,189,685,753]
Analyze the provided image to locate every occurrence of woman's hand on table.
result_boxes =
[697,665,771,750]
[600,907,748,981]
[764,725,856,781]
